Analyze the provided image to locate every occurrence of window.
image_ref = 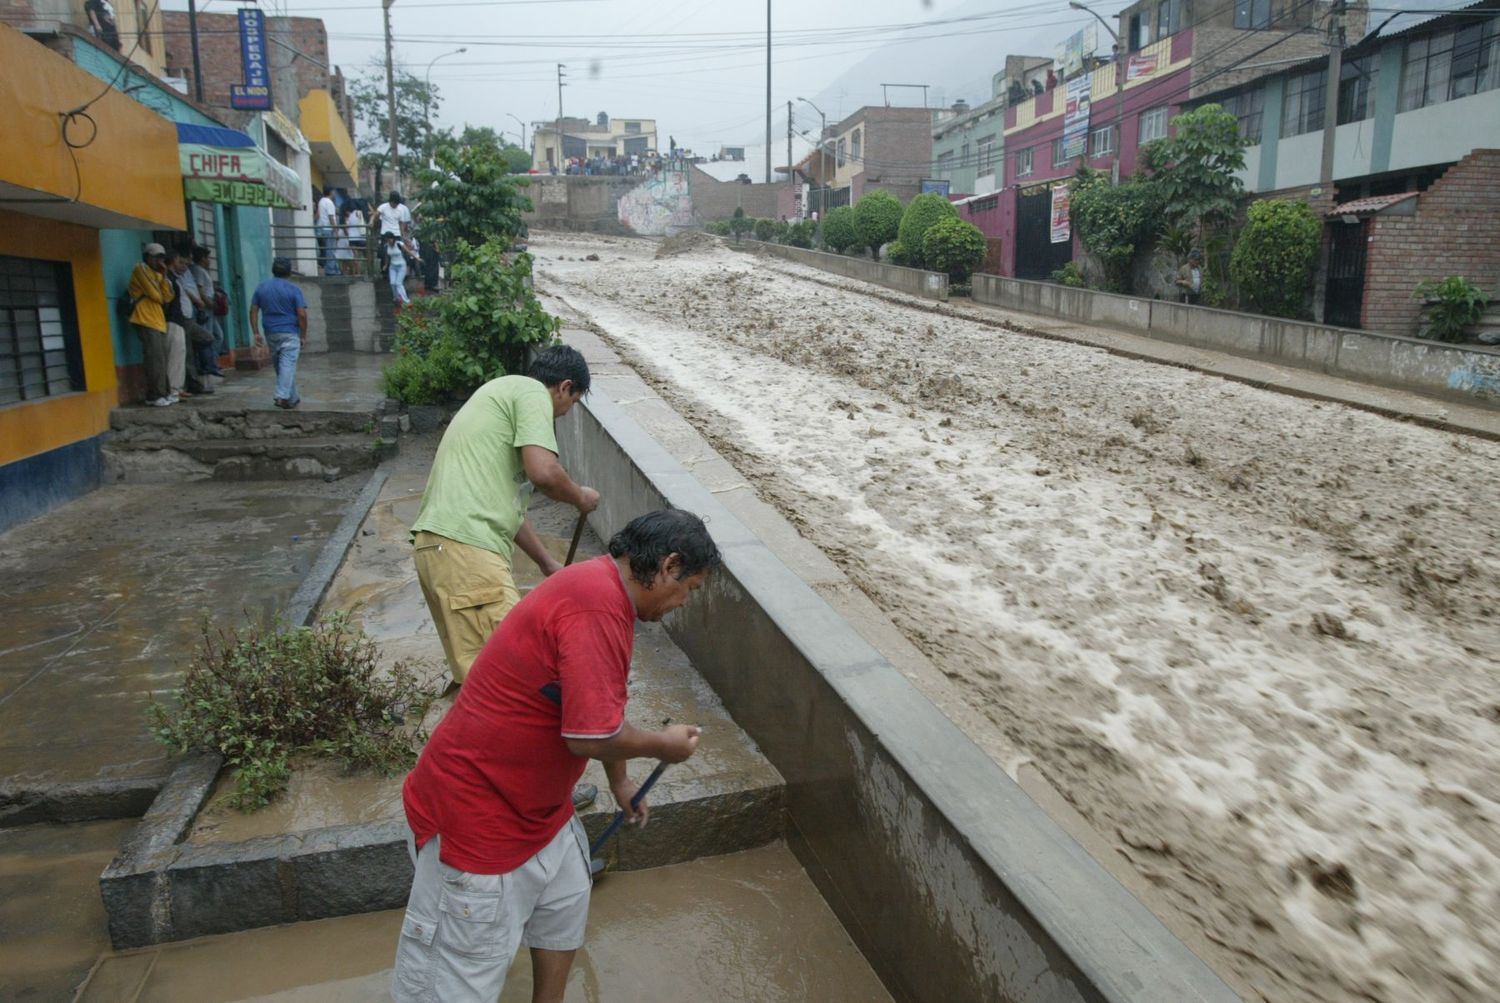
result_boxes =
[936,150,956,177]
[623,121,642,134]
[0,256,83,406]
[1016,146,1034,177]
[1089,125,1115,157]
[1139,105,1170,143]
[1338,55,1378,123]
[1234,0,1272,29]
[1400,33,1452,111]
[1220,87,1265,142]
[1156,0,1183,40]
[1127,13,1146,52]
[851,128,862,162]
[1053,137,1071,166]
[1449,19,1500,100]
[977,135,996,175]
[134,0,152,53]
[1281,67,1326,136]
[836,137,846,166]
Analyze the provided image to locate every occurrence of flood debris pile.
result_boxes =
[532,230,1500,1003]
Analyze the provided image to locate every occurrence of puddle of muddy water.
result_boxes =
[82,844,891,1003]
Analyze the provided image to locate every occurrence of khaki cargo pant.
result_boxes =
[412,532,521,684]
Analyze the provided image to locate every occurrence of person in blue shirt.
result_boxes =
[250,257,309,409]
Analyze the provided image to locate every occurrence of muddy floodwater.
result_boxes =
[534,231,1500,1003]
[77,843,891,1002]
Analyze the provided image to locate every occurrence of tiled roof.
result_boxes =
[1328,191,1420,217]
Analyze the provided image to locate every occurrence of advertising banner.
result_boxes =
[1062,72,1092,161]
[1054,23,1098,79]
[1127,53,1159,82]
[230,8,272,110]
[1050,183,1071,244]
[920,178,952,197]
[178,143,301,208]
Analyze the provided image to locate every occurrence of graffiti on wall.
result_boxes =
[1447,358,1500,398]
[617,171,694,236]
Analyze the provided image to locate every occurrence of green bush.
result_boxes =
[821,206,860,253]
[149,614,439,811]
[854,190,903,259]
[729,206,751,240]
[1414,276,1490,342]
[782,219,816,248]
[1229,199,1321,318]
[771,219,791,243]
[1070,168,1164,292]
[897,192,959,268]
[416,143,531,250]
[753,218,776,242]
[704,220,732,236]
[382,240,560,403]
[886,239,911,266]
[1052,261,1086,287]
[922,217,987,283]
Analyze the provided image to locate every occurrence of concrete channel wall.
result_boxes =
[973,274,1500,406]
[558,390,1240,1003]
[728,239,950,302]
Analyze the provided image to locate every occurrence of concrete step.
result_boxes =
[102,434,397,483]
[109,406,376,442]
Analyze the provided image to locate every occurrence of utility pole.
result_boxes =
[187,0,204,103]
[556,63,566,171]
[765,0,772,185]
[383,0,400,193]
[1068,2,1123,183]
[786,100,793,214]
[1315,0,1347,323]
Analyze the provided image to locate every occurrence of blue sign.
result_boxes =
[229,8,272,110]
[920,178,951,197]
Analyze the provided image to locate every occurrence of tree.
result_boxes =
[348,58,441,194]
[432,124,532,173]
[922,217,988,284]
[729,206,752,241]
[1069,167,1165,292]
[415,142,531,252]
[897,192,959,268]
[821,206,859,253]
[1229,199,1321,318]
[1138,103,1247,244]
[853,190,903,259]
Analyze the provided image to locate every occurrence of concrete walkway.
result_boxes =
[200,352,388,414]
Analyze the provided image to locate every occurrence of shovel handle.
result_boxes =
[564,512,586,566]
[589,760,669,856]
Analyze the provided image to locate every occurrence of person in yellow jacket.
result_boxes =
[127,242,176,406]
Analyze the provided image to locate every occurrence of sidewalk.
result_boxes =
[192,352,388,414]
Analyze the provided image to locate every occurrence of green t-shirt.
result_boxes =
[410,375,558,558]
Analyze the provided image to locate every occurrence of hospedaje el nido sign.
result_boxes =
[230,8,271,111]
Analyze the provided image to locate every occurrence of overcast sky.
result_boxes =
[165,0,1126,158]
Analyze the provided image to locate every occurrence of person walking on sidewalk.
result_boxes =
[127,242,175,406]
[383,231,412,307]
[392,508,718,1003]
[249,257,308,410]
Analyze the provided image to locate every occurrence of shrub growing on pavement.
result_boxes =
[1069,167,1164,293]
[704,220,732,236]
[1229,199,1320,318]
[149,614,439,811]
[922,216,988,284]
[854,190,903,259]
[729,206,751,241]
[753,218,776,242]
[896,192,959,268]
[782,219,817,248]
[821,205,860,253]
[886,239,911,266]
[1413,276,1490,343]
[415,142,532,251]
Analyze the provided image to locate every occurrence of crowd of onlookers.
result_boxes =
[124,243,230,407]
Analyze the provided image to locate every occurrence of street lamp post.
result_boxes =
[797,96,828,217]
[1068,0,1124,182]
[424,46,467,168]
[507,113,527,157]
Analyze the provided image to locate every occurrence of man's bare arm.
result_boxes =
[521,445,599,512]
[565,722,699,764]
[513,517,563,577]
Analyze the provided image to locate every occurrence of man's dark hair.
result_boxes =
[528,344,590,395]
[163,249,180,264]
[608,509,721,587]
[191,245,210,264]
[271,257,292,277]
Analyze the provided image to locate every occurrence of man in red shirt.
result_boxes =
[392,508,721,1003]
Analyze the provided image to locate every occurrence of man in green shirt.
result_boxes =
[411,345,600,688]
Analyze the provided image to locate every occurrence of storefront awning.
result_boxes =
[176,123,304,210]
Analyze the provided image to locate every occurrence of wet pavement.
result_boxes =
[198,353,389,414]
[0,818,133,1000]
[0,478,361,796]
[188,434,781,846]
[76,843,892,1003]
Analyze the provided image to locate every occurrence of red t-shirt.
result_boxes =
[403,555,635,873]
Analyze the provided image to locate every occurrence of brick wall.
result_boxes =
[687,166,792,223]
[162,11,353,135]
[860,107,936,204]
[1362,149,1500,336]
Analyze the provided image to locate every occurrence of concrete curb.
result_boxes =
[284,468,388,628]
[719,236,951,301]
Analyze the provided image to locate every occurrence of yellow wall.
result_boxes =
[0,211,116,467]
[299,89,359,176]
[0,24,183,228]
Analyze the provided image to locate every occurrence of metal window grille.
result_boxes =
[0,255,84,406]
[1089,126,1115,157]
[1016,146,1034,177]
[1139,106,1170,143]
[977,136,996,174]
[1052,137,1070,167]
[1221,88,1265,142]
[1281,68,1327,137]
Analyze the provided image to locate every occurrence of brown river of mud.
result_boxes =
[533,231,1500,1003]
